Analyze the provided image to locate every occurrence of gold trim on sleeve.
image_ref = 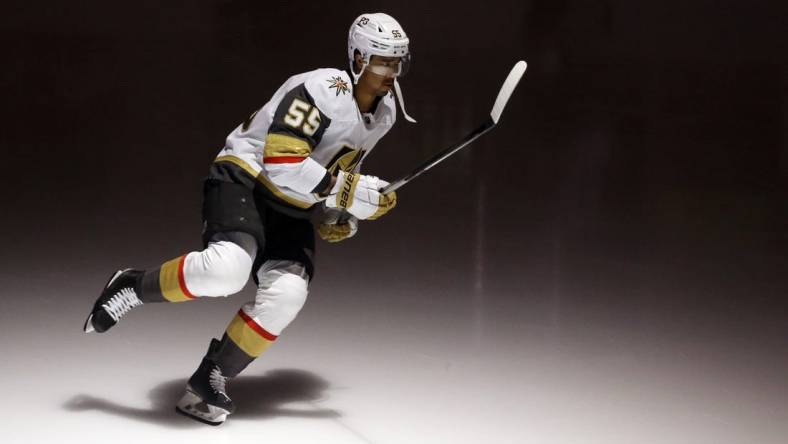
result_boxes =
[264,133,311,158]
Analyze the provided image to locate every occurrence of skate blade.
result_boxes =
[83,314,95,333]
[175,390,229,426]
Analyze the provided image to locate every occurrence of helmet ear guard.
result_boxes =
[347,13,416,123]
[351,49,369,81]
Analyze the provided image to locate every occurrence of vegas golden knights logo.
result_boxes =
[326,145,366,177]
[327,76,350,96]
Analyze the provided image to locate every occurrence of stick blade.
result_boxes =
[490,60,527,124]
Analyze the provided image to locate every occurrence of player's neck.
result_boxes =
[354,86,377,114]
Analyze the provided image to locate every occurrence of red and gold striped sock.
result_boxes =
[139,254,196,303]
[212,309,279,377]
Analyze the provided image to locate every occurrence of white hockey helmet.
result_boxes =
[347,13,416,122]
[348,13,410,78]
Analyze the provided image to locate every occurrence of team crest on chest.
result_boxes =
[326,145,365,176]
[327,76,350,96]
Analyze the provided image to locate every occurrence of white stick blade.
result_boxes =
[490,60,527,124]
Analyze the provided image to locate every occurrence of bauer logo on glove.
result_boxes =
[326,171,397,220]
[338,172,358,209]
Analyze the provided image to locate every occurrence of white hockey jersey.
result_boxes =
[214,68,397,210]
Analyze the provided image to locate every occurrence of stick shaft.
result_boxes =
[381,118,495,194]
[380,60,526,194]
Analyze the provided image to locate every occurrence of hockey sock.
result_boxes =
[213,309,279,377]
[139,255,195,303]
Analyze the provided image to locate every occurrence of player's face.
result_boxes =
[361,56,401,96]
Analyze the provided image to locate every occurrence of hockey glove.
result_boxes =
[324,171,397,220]
[317,208,358,243]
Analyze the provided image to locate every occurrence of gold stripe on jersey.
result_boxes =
[226,311,277,357]
[215,155,259,178]
[264,133,311,158]
[256,173,314,209]
[159,255,195,302]
[214,155,314,209]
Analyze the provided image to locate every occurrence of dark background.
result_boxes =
[1,0,786,405]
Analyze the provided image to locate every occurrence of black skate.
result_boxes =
[176,338,235,425]
[83,269,144,333]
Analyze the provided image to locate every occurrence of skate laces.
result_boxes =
[102,288,142,321]
[209,367,228,396]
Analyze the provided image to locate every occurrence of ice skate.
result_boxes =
[83,269,144,333]
[176,338,235,425]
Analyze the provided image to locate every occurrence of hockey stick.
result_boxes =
[380,60,527,194]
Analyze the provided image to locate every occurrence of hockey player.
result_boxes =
[82,13,413,425]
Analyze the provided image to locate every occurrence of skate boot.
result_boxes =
[83,269,144,333]
[176,338,235,426]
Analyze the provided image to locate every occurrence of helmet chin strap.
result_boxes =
[349,57,367,85]
[351,57,416,123]
[393,78,417,123]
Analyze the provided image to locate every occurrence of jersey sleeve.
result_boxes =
[264,84,332,163]
[262,83,335,195]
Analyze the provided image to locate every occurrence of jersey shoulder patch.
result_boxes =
[304,68,356,121]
